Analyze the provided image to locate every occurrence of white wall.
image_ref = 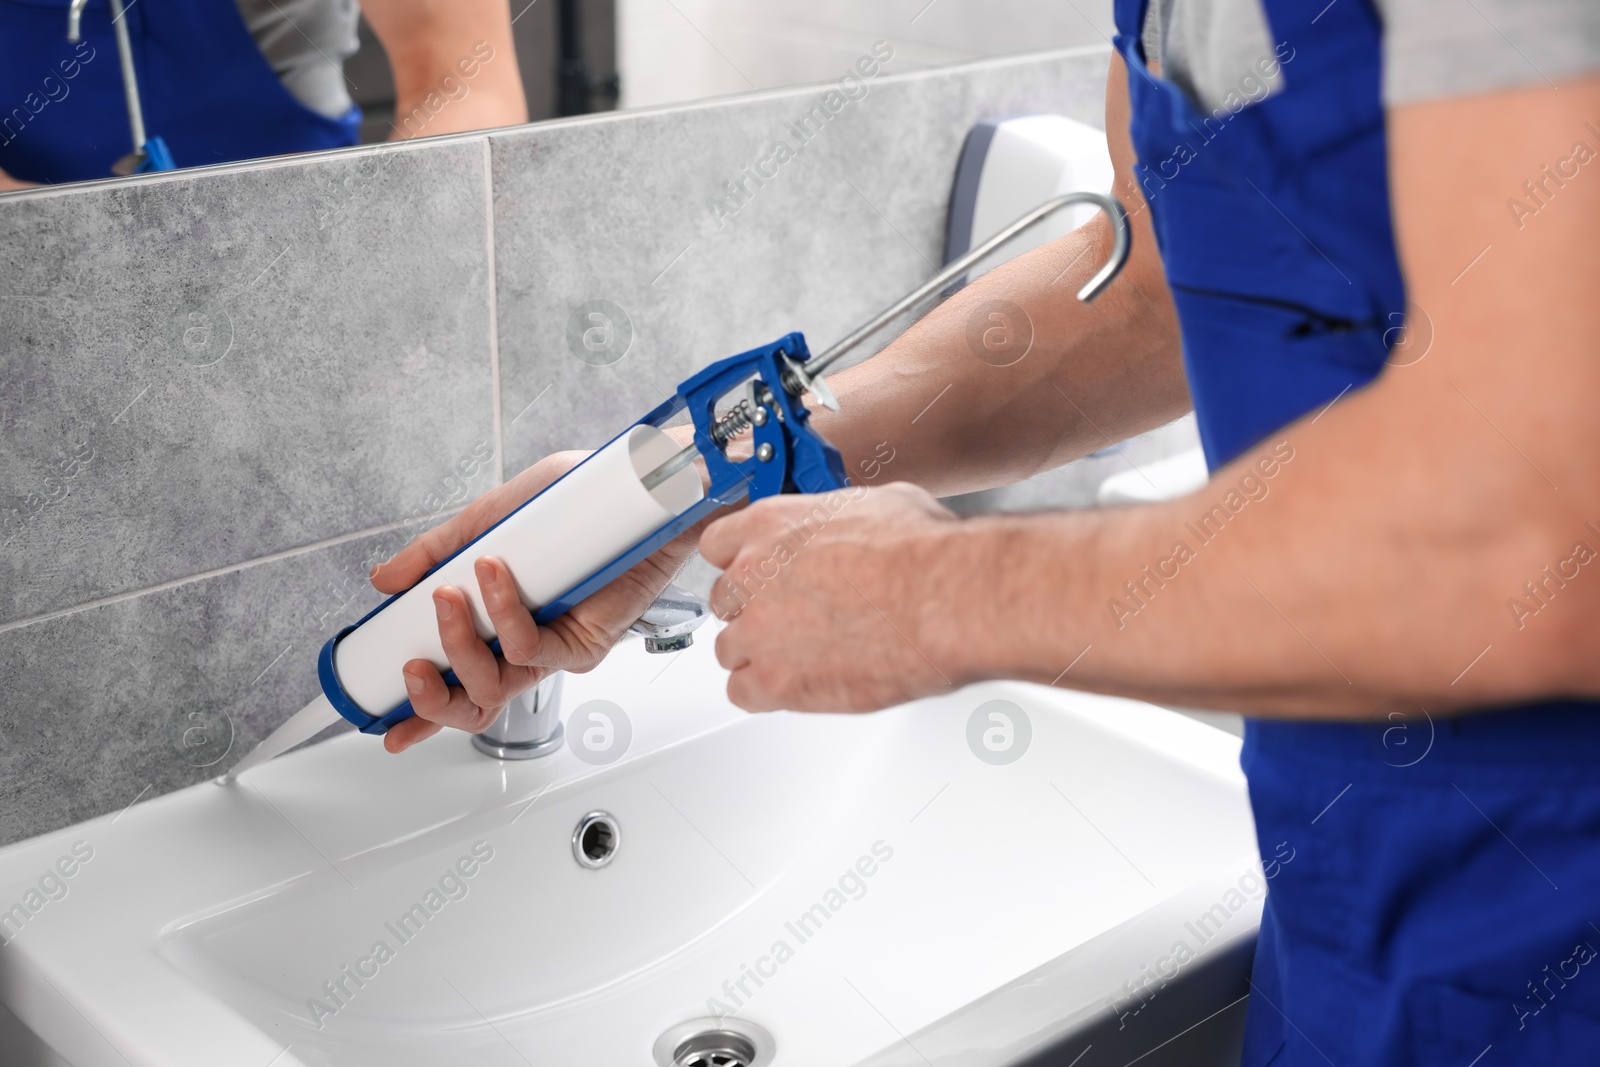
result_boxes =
[617,0,1117,109]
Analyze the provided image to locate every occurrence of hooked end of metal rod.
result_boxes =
[67,0,89,41]
[807,189,1132,381]
[1073,198,1131,303]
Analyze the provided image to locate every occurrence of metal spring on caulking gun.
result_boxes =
[708,375,778,447]
[709,401,756,445]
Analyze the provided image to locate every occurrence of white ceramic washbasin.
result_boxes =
[0,628,1259,1067]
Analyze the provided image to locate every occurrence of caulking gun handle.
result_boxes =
[781,415,851,497]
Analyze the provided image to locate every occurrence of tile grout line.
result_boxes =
[0,507,466,638]
[483,137,505,486]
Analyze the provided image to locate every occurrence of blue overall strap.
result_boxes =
[1112,0,1401,470]
[0,0,360,185]
[1111,1,1600,1065]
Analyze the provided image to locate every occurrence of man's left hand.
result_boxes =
[699,483,964,713]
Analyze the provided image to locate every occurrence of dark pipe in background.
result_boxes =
[344,0,619,142]
[558,0,621,115]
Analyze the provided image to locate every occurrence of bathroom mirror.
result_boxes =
[0,0,1113,193]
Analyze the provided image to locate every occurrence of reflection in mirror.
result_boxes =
[0,0,1108,193]
[616,0,1112,110]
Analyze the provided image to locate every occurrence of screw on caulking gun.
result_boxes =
[222,192,1129,782]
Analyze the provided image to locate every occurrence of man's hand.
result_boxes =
[370,452,699,752]
[700,483,963,713]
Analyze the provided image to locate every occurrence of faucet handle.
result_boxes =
[629,582,710,653]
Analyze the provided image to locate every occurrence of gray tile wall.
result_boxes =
[0,46,1110,846]
[490,47,1110,471]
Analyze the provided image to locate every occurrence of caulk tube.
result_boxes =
[320,425,704,732]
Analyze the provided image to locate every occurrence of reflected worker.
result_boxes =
[0,0,527,190]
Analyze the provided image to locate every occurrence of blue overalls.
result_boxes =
[0,0,360,184]
[1110,0,1600,1061]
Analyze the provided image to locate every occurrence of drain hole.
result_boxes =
[672,1031,757,1067]
[580,821,613,862]
[572,811,620,869]
[654,1018,772,1067]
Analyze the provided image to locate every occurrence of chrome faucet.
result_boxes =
[473,673,567,760]
[471,582,711,760]
[627,581,711,653]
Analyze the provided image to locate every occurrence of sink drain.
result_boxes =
[672,1031,755,1067]
[653,1018,774,1067]
[572,811,620,869]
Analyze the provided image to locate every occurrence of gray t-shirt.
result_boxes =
[235,0,361,120]
[1141,0,1600,109]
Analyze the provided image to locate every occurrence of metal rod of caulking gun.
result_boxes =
[639,191,1130,493]
[105,0,150,153]
[66,0,90,41]
[70,0,153,165]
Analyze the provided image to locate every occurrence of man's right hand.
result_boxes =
[369,450,702,753]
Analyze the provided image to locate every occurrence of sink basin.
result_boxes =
[0,629,1258,1066]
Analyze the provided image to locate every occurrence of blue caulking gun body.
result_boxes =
[224,192,1128,777]
[318,333,848,736]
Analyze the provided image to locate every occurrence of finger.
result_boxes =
[399,657,454,722]
[432,585,528,710]
[474,557,544,666]
[708,573,739,621]
[704,494,818,575]
[726,665,783,713]
[699,505,769,570]
[714,622,749,671]
[527,539,699,673]
[401,657,502,733]
[716,563,777,620]
[384,715,443,753]
[370,517,471,594]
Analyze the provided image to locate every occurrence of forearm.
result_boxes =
[362,0,528,138]
[937,372,1597,719]
[810,214,1187,496]
[811,55,1187,497]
